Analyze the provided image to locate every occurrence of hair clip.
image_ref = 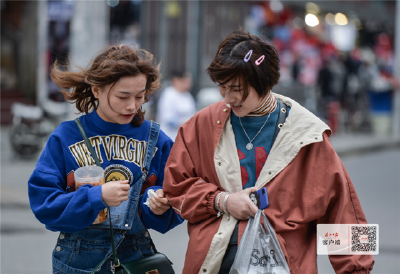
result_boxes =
[244,50,253,62]
[119,44,124,49]
[255,55,265,66]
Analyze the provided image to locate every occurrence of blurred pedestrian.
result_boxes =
[28,44,183,274]
[317,59,334,121]
[163,30,374,274]
[156,70,196,140]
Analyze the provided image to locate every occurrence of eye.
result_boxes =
[136,95,144,99]
[119,97,128,100]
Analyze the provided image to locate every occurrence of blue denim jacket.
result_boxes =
[52,122,162,274]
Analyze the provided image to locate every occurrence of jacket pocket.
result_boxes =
[276,233,299,274]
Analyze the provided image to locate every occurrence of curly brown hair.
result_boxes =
[51,44,161,126]
[207,30,280,102]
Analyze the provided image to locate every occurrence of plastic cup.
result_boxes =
[74,166,107,224]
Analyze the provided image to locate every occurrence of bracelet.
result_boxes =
[223,192,230,214]
[215,192,224,217]
[223,193,230,220]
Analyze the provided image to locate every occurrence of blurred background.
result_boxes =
[1,0,399,273]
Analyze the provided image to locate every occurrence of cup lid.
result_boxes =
[74,165,104,183]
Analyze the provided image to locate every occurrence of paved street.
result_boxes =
[1,124,399,273]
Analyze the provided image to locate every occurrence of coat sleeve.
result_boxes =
[163,120,221,224]
[139,138,184,233]
[316,133,374,274]
[28,135,107,233]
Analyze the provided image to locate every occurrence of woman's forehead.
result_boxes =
[221,78,242,87]
[119,75,145,86]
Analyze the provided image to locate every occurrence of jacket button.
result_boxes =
[217,162,221,166]
[223,109,227,112]
[56,246,62,251]
[125,224,129,227]
[217,120,221,124]
[203,269,207,273]
[268,171,272,175]
[145,232,149,237]
[59,234,65,239]
[300,142,303,145]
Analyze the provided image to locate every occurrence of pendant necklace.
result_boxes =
[239,112,271,150]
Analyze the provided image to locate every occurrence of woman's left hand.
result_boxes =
[149,189,171,215]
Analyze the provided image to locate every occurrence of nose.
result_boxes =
[223,93,236,106]
[126,100,137,113]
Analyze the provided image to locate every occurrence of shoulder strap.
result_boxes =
[272,102,288,145]
[141,121,160,181]
[74,118,101,166]
[132,120,160,255]
[75,118,121,269]
[67,118,101,192]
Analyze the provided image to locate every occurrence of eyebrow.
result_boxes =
[218,82,240,87]
[118,89,146,95]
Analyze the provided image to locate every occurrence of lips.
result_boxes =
[121,113,134,119]
[231,104,242,111]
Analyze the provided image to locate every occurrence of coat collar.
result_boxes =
[256,93,331,188]
[212,93,331,190]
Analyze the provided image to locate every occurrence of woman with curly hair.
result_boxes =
[28,44,183,273]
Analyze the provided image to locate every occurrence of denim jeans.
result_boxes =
[52,230,154,273]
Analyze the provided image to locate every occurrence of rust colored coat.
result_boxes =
[164,94,374,274]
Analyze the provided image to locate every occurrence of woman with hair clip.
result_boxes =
[28,44,183,273]
[163,30,374,273]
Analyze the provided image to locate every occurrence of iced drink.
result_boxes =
[74,165,107,224]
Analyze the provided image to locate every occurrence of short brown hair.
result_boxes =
[51,45,161,126]
[207,30,280,101]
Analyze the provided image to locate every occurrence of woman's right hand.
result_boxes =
[101,180,130,207]
[225,187,259,220]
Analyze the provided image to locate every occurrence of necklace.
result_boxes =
[239,113,271,150]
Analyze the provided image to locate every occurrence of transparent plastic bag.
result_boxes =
[230,210,290,274]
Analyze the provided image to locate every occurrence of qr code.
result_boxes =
[351,225,377,252]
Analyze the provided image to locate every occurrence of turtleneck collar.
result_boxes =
[87,109,134,132]
[246,92,277,117]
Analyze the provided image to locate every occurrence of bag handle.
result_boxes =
[74,118,160,272]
